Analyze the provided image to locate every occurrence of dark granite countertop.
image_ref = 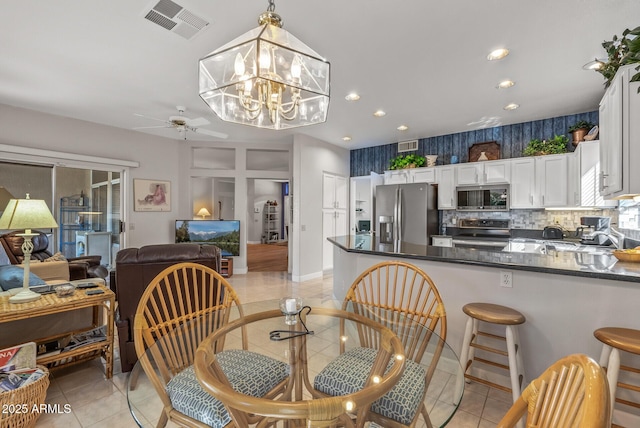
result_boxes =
[328,235,640,284]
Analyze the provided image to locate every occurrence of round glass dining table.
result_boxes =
[127,299,464,427]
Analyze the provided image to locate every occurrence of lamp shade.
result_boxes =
[197,207,211,219]
[0,187,14,212]
[0,195,58,231]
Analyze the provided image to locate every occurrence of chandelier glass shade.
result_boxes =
[198,6,330,130]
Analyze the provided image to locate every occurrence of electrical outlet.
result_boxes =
[500,271,513,288]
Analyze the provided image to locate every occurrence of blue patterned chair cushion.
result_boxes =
[314,347,426,425]
[166,349,289,427]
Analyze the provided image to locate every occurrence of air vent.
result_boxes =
[397,140,419,153]
[143,0,209,40]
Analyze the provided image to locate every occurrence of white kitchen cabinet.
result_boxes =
[456,163,481,185]
[323,172,348,270]
[536,154,568,207]
[322,173,348,209]
[410,167,436,183]
[322,210,347,271]
[484,161,511,184]
[509,158,536,208]
[456,160,510,185]
[568,140,617,208]
[383,170,409,184]
[599,64,640,199]
[436,166,456,209]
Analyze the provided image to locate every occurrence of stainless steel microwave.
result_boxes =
[456,186,509,211]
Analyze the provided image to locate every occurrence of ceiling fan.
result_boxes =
[134,106,228,139]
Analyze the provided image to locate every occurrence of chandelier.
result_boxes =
[198,0,330,130]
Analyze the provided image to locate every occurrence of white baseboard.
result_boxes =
[292,271,323,283]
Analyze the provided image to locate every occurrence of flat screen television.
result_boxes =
[175,220,240,257]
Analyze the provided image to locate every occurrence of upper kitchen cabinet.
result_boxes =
[599,64,640,199]
[436,166,456,209]
[456,159,510,186]
[322,173,348,209]
[536,154,568,207]
[510,158,536,208]
[568,140,617,208]
[383,169,409,184]
[410,167,436,183]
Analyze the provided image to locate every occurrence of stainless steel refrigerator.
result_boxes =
[375,183,438,246]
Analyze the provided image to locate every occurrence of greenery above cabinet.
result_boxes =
[523,135,569,156]
[388,154,426,170]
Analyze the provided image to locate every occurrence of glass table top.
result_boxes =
[127,298,463,427]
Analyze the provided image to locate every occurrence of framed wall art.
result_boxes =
[134,179,171,212]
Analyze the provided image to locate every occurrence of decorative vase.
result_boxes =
[571,129,588,146]
[478,151,489,161]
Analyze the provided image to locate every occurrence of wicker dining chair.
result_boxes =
[314,260,447,428]
[497,353,611,428]
[133,262,289,428]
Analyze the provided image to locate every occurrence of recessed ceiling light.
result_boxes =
[503,103,519,111]
[345,92,360,101]
[496,80,515,89]
[342,136,352,141]
[373,110,386,117]
[487,48,509,61]
[397,125,409,131]
[582,59,605,70]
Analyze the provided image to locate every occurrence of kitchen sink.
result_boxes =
[505,239,615,256]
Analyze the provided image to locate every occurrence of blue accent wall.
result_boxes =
[350,111,599,177]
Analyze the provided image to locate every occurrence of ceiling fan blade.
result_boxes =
[134,113,170,124]
[190,127,228,139]
[133,125,171,130]
[185,116,210,127]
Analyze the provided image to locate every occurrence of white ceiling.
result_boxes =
[1,0,638,150]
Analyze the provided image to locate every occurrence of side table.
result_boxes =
[0,283,115,379]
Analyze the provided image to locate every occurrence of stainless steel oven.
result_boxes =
[451,218,511,250]
[457,186,509,211]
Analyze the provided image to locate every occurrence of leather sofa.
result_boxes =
[113,243,221,372]
[0,231,108,280]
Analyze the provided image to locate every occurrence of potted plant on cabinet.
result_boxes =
[568,120,595,146]
[523,135,569,156]
[594,26,640,91]
[389,154,426,170]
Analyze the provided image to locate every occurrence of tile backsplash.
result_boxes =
[441,209,620,233]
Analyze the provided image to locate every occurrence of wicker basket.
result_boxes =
[0,366,50,428]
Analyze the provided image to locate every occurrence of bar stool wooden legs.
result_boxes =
[594,327,640,427]
[454,303,526,405]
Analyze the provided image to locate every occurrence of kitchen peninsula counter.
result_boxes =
[328,235,640,283]
[329,235,640,397]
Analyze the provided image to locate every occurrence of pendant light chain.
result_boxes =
[267,0,276,12]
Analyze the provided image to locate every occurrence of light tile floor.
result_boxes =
[35,271,511,427]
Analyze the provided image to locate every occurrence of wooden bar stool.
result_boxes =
[594,327,640,426]
[454,303,526,405]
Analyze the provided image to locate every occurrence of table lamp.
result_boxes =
[0,186,14,213]
[196,207,211,219]
[0,194,59,303]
